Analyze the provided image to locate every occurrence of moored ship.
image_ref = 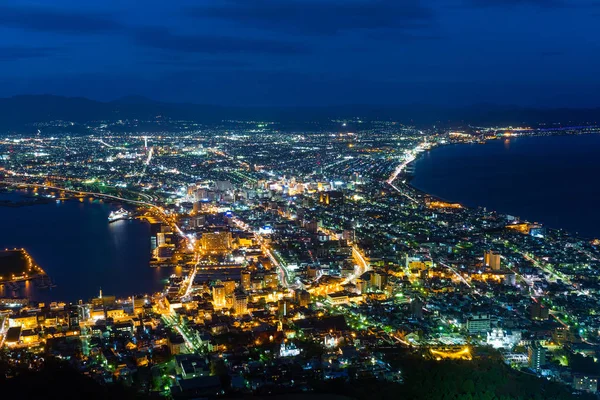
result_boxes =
[108,208,130,223]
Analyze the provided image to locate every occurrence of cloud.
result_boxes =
[134,27,308,55]
[0,46,63,61]
[187,0,435,36]
[0,5,122,34]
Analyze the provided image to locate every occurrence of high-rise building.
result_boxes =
[67,305,80,329]
[278,299,291,318]
[240,270,251,291]
[528,342,546,370]
[157,232,166,247]
[233,292,248,316]
[370,271,388,291]
[484,250,501,271]
[467,314,491,335]
[212,284,226,308]
[264,271,278,290]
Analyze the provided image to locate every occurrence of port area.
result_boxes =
[0,249,47,284]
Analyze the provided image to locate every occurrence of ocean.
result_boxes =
[411,134,600,239]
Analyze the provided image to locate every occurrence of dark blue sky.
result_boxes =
[0,0,598,106]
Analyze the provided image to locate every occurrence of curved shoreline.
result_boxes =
[399,135,598,240]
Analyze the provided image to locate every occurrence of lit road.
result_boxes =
[386,141,430,204]
[162,314,204,353]
[231,216,294,288]
[180,253,200,300]
[319,226,370,283]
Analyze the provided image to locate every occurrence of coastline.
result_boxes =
[401,134,600,240]
[0,189,163,303]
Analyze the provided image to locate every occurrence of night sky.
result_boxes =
[0,0,598,107]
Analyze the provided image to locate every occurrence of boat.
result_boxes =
[108,208,130,223]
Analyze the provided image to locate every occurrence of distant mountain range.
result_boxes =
[0,94,599,132]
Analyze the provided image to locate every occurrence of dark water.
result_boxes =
[411,134,600,239]
[0,195,172,302]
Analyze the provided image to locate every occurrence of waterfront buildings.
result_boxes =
[2,120,600,397]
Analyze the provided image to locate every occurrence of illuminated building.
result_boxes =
[319,190,344,207]
[9,314,38,329]
[278,299,291,317]
[279,342,301,357]
[484,250,501,271]
[240,270,251,291]
[233,291,248,315]
[466,314,491,335]
[264,271,278,290]
[370,271,388,291]
[168,334,186,355]
[574,375,598,393]
[486,329,521,349]
[327,292,349,305]
[106,308,126,319]
[157,232,166,246]
[67,305,80,329]
[528,343,546,370]
[355,278,367,294]
[222,279,236,296]
[201,231,232,254]
[212,284,226,308]
[503,352,529,365]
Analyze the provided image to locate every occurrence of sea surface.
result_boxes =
[411,134,600,239]
[0,193,173,302]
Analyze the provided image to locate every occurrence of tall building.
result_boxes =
[157,232,166,247]
[528,342,546,370]
[278,299,291,318]
[484,250,501,271]
[240,270,251,291]
[233,292,248,316]
[467,314,491,335]
[264,271,278,290]
[370,271,388,291]
[212,284,226,308]
[67,305,80,329]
